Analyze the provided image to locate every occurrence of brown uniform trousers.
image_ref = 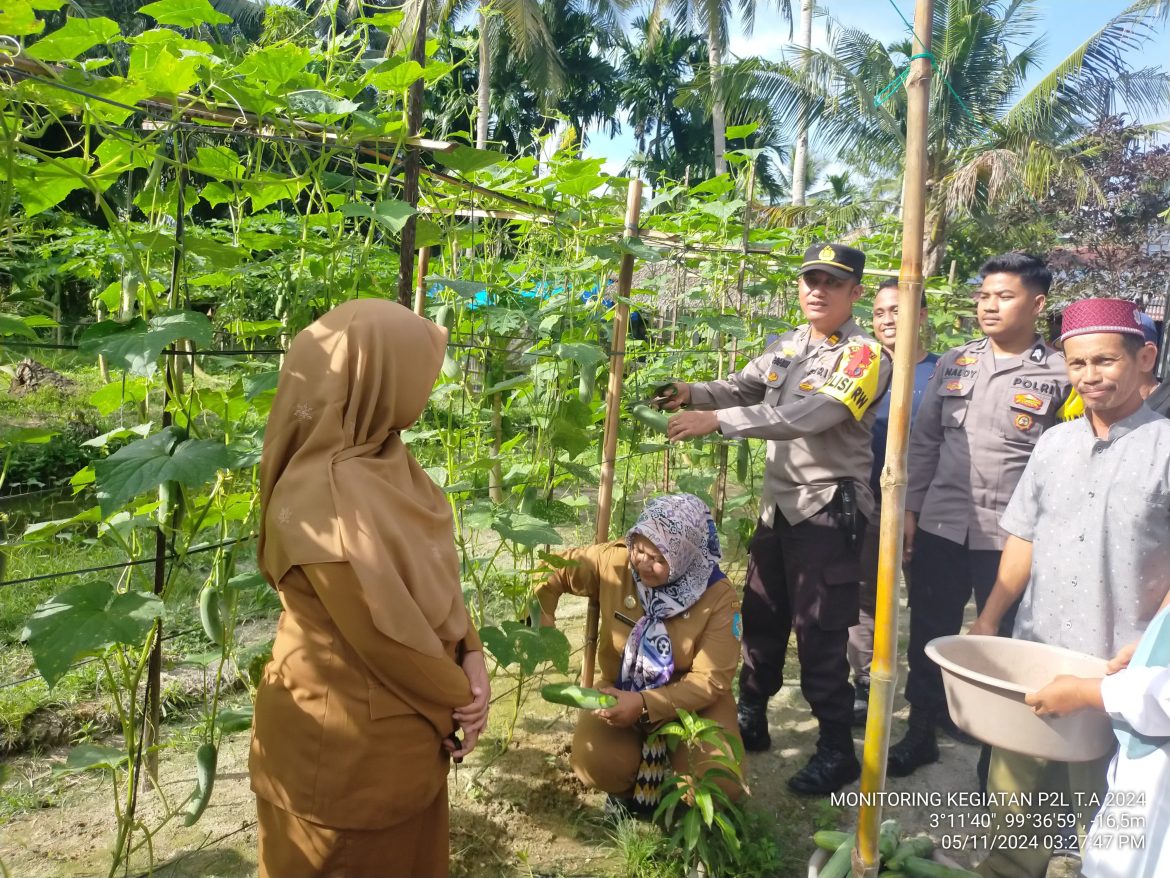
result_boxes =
[251,564,479,878]
[535,542,744,798]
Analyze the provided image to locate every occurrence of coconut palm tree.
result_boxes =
[617,17,706,162]
[710,0,1170,274]
[394,1,631,149]
[648,0,793,175]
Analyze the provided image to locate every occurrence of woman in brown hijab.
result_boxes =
[251,299,489,878]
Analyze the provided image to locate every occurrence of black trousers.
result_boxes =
[739,504,863,734]
[903,530,1017,717]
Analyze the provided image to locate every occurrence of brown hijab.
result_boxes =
[258,299,468,657]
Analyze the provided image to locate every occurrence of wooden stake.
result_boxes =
[584,178,643,688]
[397,3,428,307]
[856,1,934,875]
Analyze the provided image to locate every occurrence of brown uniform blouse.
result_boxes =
[534,541,740,724]
[250,562,481,831]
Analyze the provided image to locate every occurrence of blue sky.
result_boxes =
[583,0,1169,174]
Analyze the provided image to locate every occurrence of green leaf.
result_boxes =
[22,581,164,688]
[127,33,203,97]
[26,15,121,61]
[617,237,666,262]
[414,218,441,249]
[491,512,561,548]
[94,426,229,518]
[0,313,36,339]
[435,145,506,175]
[87,378,149,416]
[234,44,311,90]
[139,0,230,27]
[699,199,745,223]
[557,174,605,198]
[191,146,246,182]
[374,59,424,92]
[54,743,129,775]
[689,175,735,197]
[355,9,404,30]
[0,427,57,447]
[244,371,280,400]
[482,374,531,396]
[244,177,305,211]
[725,122,759,139]
[199,182,234,207]
[550,418,589,459]
[479,621,570,675]
[429,275,488,299]
[1,0,66,36]
[340,199,416,235]
[78,311,214,378]
[286,90,359,118]
[553,342,607,369]
[10,157,90,216]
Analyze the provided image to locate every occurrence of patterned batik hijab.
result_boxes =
[617,493,724,812]
[619,493,724,692]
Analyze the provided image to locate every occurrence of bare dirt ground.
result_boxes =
[0,590,1083,878]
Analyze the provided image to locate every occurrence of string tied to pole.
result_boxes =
[877,0,979,123]
[873,50,978,124]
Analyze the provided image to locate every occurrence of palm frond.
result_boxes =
[1002,0,1170,134]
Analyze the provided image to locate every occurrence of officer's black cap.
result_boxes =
[799,243,866,284]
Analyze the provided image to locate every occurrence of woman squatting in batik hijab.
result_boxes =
[250,299,489,878]
[535,493,745,815]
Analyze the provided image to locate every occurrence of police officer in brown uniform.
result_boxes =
[663,243,891,795]
[890,252,1077,777]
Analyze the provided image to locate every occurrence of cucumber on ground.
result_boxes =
[198,583,223,646]
[888,836,936,870]
[820,833,856,878]
[540,683,617,710]
[630,404,668,434]
[812,830,851,852]
[879,818,901,862]
[182,742,218,826]
[901,855,980,878]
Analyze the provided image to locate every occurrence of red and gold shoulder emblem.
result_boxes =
[1013,393,1044,412]
[954,355,978,366]
[1014,413,1034,431]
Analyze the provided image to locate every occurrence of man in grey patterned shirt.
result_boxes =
[970,297,1170,878]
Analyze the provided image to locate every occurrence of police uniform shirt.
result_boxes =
[687,318,891,528]
[906,336,1075,551]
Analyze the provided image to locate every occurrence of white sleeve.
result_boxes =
[1100,666,1170,737]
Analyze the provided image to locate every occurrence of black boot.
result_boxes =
[887,709,939,778]
[938,712,978,745]
[737,697,771,752]
[788,725,860,796]
[852,678,870,727]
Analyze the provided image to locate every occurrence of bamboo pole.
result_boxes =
[855,1,934,875]
[584,178,643,688]
[414,245,431,316]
